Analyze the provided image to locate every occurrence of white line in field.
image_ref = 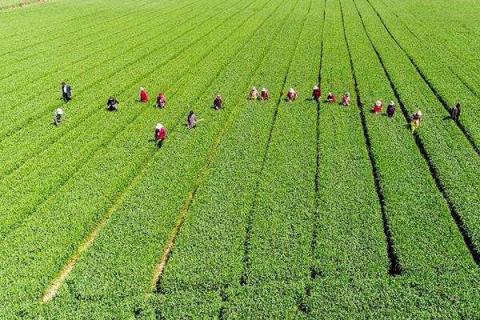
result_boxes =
[41,161,154,303]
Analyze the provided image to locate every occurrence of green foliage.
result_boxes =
[0,0,479,318]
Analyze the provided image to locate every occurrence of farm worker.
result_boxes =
[451,102,461,121]
[53,108,64,126]
[214,94,224,110]
[187,111,198,129]
[372,100,383,114]
[260,88,270,101]
[139,87,149,103]
[327,92,337,104]
[61,82,72,102]
[312,85,321,102]
[156,93,167,108]
[387,101,396,118]
[342,92,351,106]
[411,110,422,133]
[249,86,259,100]
[286,88,298,102]
[155,123,167,147]
[107,96,119,111]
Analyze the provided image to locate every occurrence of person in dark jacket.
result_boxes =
[387,101,396,118]
[156,93,167,108]
[187,111,198,129]
[61,82,72,102]
[213,94,223,110]
[451,102,461,121]
[107,96,119,111]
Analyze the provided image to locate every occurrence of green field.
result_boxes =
[1,0,480,318]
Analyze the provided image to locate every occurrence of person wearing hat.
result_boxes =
[260,88,270,101]
[249,87,259,100]
[387,101,396,118]
[312,85,321,102]
[187,111,198,129]
[286,88,298,102]
[327,92,337,104]
[139,87,150,103]
[342,92,351,106]
[213,94,224,110]
[372,100,383,114]
[53,108,64,126]
[451,102,461,121]
[61,82,72,102]
[107,96,119,111]
[411,110,422,133]
[156,92,167,108]
[154,123,167,147]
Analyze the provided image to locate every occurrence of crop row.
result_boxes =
[0,0,104,41]
[0,0,136,60]
[0,0,284,317]
[157,0,308,295]
[309,0,388,279]
[159,0,316,317]
[0,0,182,90]
[365,0,480,151]
[45,0,307,318]
[0,0,211,137]
[304,0,480,317]
[352,0,480,268]
[376,0,480,77]
[0,0,239,241]
[374,0,480,94]
[0,0,225,184]
[0,0,262,312]
[313,0,480,316]
[342,0,478,276]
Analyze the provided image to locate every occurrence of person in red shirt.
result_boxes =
[260,88,270,101]
[156,93,167,108]
[286,88,298,102]
[372,100,383,114]
[312,85,321,102]
[327,92,337,104]
[342,92,351,106]
[155,123,167,147]
[140,87,149,103]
